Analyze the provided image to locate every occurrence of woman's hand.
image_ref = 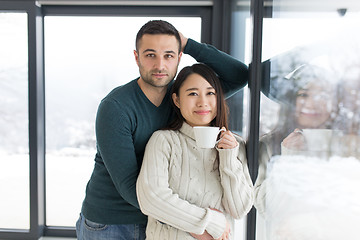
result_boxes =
[190,231,213,240]
[215,221,230,240]
[282,128,306,150]
[217,128,238,149]
[212,208,230,240]
[191,208,230,240]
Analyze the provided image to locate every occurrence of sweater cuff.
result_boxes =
[217,145,241,169]
[281,142,306,156]
[205,208,227,239]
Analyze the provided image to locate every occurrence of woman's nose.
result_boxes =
[302,95,317,107]
[196,95,208,107]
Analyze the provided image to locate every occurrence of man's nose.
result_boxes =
[154,57,165,70]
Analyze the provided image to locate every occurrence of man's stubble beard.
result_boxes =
[140,69,177,89]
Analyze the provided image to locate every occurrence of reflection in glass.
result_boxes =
[0,12,29,229]
[44,16,201,227]
[255,8,360,240]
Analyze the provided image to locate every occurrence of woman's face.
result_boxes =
[295,82,333,129]
[172,73,217,127]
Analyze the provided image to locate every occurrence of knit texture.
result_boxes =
[137,123,254,239]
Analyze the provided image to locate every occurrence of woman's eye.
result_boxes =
[208,91,216,95]
[297,92,308,98]
[188,92,198,96]
[318,93,331,100]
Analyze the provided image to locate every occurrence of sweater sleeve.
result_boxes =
[136,131,227,239]
[217,135,254,219]
[254,140,271,216]
[96,98,140,208]
[184,38,249,98]
[281,142,310,156]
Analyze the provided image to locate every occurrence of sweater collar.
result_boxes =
[179,122,196,140]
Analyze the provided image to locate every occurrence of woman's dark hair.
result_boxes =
[167,63,229,130]
[135,20,181,53]
[263,64,337,155]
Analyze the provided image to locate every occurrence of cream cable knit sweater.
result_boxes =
[136,123,254,240]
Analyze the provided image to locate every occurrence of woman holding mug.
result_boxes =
[136,63,253,240]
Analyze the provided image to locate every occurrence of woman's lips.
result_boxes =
[300,108,320,116]
[195,110,210,115]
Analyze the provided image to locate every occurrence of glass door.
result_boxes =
[255,1,360,239]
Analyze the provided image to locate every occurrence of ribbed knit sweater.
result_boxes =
[81,38,249,225]
[136,123,254,239]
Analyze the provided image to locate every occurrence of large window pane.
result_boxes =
[255,3,360,239]
[229,3,251,240]
[0,12,29,230]
[44,16,201,227]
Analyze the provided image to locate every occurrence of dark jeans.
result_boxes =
[76,213,146,240]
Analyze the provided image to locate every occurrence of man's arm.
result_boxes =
[181,35,249,98]
[95,98,140,208]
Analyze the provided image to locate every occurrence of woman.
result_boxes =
[254,64,341,239]
[260,64,337,157]
[136,63,254,240]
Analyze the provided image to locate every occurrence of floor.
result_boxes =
[39,238,76,240]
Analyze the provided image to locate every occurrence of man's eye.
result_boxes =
[146,54,155,57]
[165,54,174,59]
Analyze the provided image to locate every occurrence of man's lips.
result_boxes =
[152,73,168,78]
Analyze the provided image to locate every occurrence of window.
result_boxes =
[44,16,201,227]
[255,6,360,240]
[0,12,29,230]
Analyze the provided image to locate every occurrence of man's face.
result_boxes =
[134,34,182,88]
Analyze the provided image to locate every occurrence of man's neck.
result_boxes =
[137,78,168,107]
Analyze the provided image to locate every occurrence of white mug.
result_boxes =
[193,126,225,148]
[302,129,333,152]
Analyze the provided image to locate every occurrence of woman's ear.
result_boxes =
[172,93,180,108]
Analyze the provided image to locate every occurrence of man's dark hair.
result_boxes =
[135,20,181,53]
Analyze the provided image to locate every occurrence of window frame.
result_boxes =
[0,1,45,239]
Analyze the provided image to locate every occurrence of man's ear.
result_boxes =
[178,51,183,62]
[134,50,139,67]
[172,93,180,108]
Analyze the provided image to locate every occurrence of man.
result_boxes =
[76,20,248,240]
